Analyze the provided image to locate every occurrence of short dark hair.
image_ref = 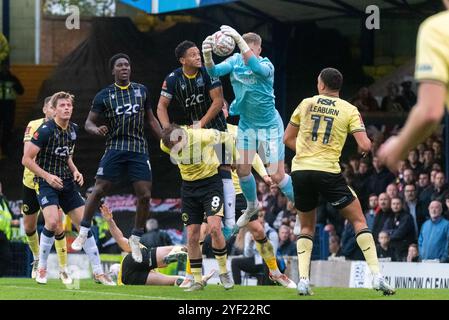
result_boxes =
[161,123,185,149]
[319,67,343,91]
[175,41,197,61]
[109,53,130,70]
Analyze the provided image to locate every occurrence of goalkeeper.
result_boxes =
[203,27,295,231]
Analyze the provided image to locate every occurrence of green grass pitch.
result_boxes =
[1,278,449,300]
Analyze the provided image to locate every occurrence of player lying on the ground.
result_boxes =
[100,205,214,286]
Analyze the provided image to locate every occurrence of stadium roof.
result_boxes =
[120,0,437,22]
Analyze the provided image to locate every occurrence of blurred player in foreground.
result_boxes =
[378,2,449,171]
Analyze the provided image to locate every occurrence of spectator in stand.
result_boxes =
[365,194,378,230]
[420,171,447,217]
[277,225,296,256]
[352,159,371,211]
[417,143,426,163]
[406,244,420,262]
[340,219,364,260]
[386,183,399,200]
[367,156,396,196]
[417,172,430,197]
[0,181,16,276]
[328,235,342,259]
[444,194,449,219]
[398,168,415,196]
[376,231,395,261]
[382,197,415,261]
[265,190,286,229]
[422,149,436,173]
[380,82,408,112]
[348,155,360,174]
[257,180,270,208]
[403,183,428,238]
[432,140,443,163]
[372,193,392,243]
[418,201,449,262]
[407,149,423,175]
[399,80,416,111]
[273,201,296,231]
[140,218,173,248]
[263,185,280,216]
[351,87,379,112]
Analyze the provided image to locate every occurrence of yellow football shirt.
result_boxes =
[23,118,45,189]
[415,10,449,107]
[161,128,235,182]
[227,123,268,194]
[289,95,365,173]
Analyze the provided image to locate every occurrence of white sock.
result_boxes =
[79,226,90,236]
[83,234,103,275]
[222,178,236,228]
[38,229,55,270]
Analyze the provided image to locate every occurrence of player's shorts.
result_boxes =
[181,174,224,225]
[291,170,356,212]
[121,247,157,285]
[22,184,40,215]
[237,114,285,164]
[36,178,85,213]
[234,193,258,223]
[96,150,152,182]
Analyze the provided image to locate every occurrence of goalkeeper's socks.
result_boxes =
[83,232,103,275]
[190,258,203,283]
[297,234,314,280]
[38,227,55,269]
[356,228,380,274]
[26,229,40,260]
[255,237,278,272]
[54,231,68,269]
[277,174,295,204]
[239,174,257,206]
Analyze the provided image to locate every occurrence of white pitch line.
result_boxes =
[2,285,183,300]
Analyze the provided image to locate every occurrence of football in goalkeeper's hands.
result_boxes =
[212,31,236,57]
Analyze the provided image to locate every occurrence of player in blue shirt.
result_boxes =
[203,26,295,229]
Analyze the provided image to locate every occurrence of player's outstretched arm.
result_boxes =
[100,204,131,252]
[377,82,446,172]
[283,123,299,152]
[352,131,372,154]
[85,111,109,136]
[22,143,63,190]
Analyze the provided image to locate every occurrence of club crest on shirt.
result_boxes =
[111,94,115,100]
[71,131,77,140]
[196,76,204,87]
[181,83,186,90]
[134,88,142,97]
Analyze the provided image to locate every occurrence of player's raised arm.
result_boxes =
[220,26,272,78]
[85,111,109,136]
[100,205,131,252]
[202,35,233,77]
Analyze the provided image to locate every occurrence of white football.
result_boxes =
[212,31,236,57]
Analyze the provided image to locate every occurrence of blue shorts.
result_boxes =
[237,113,285,164]
[96,150,152,182]
[37,179,85,213]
